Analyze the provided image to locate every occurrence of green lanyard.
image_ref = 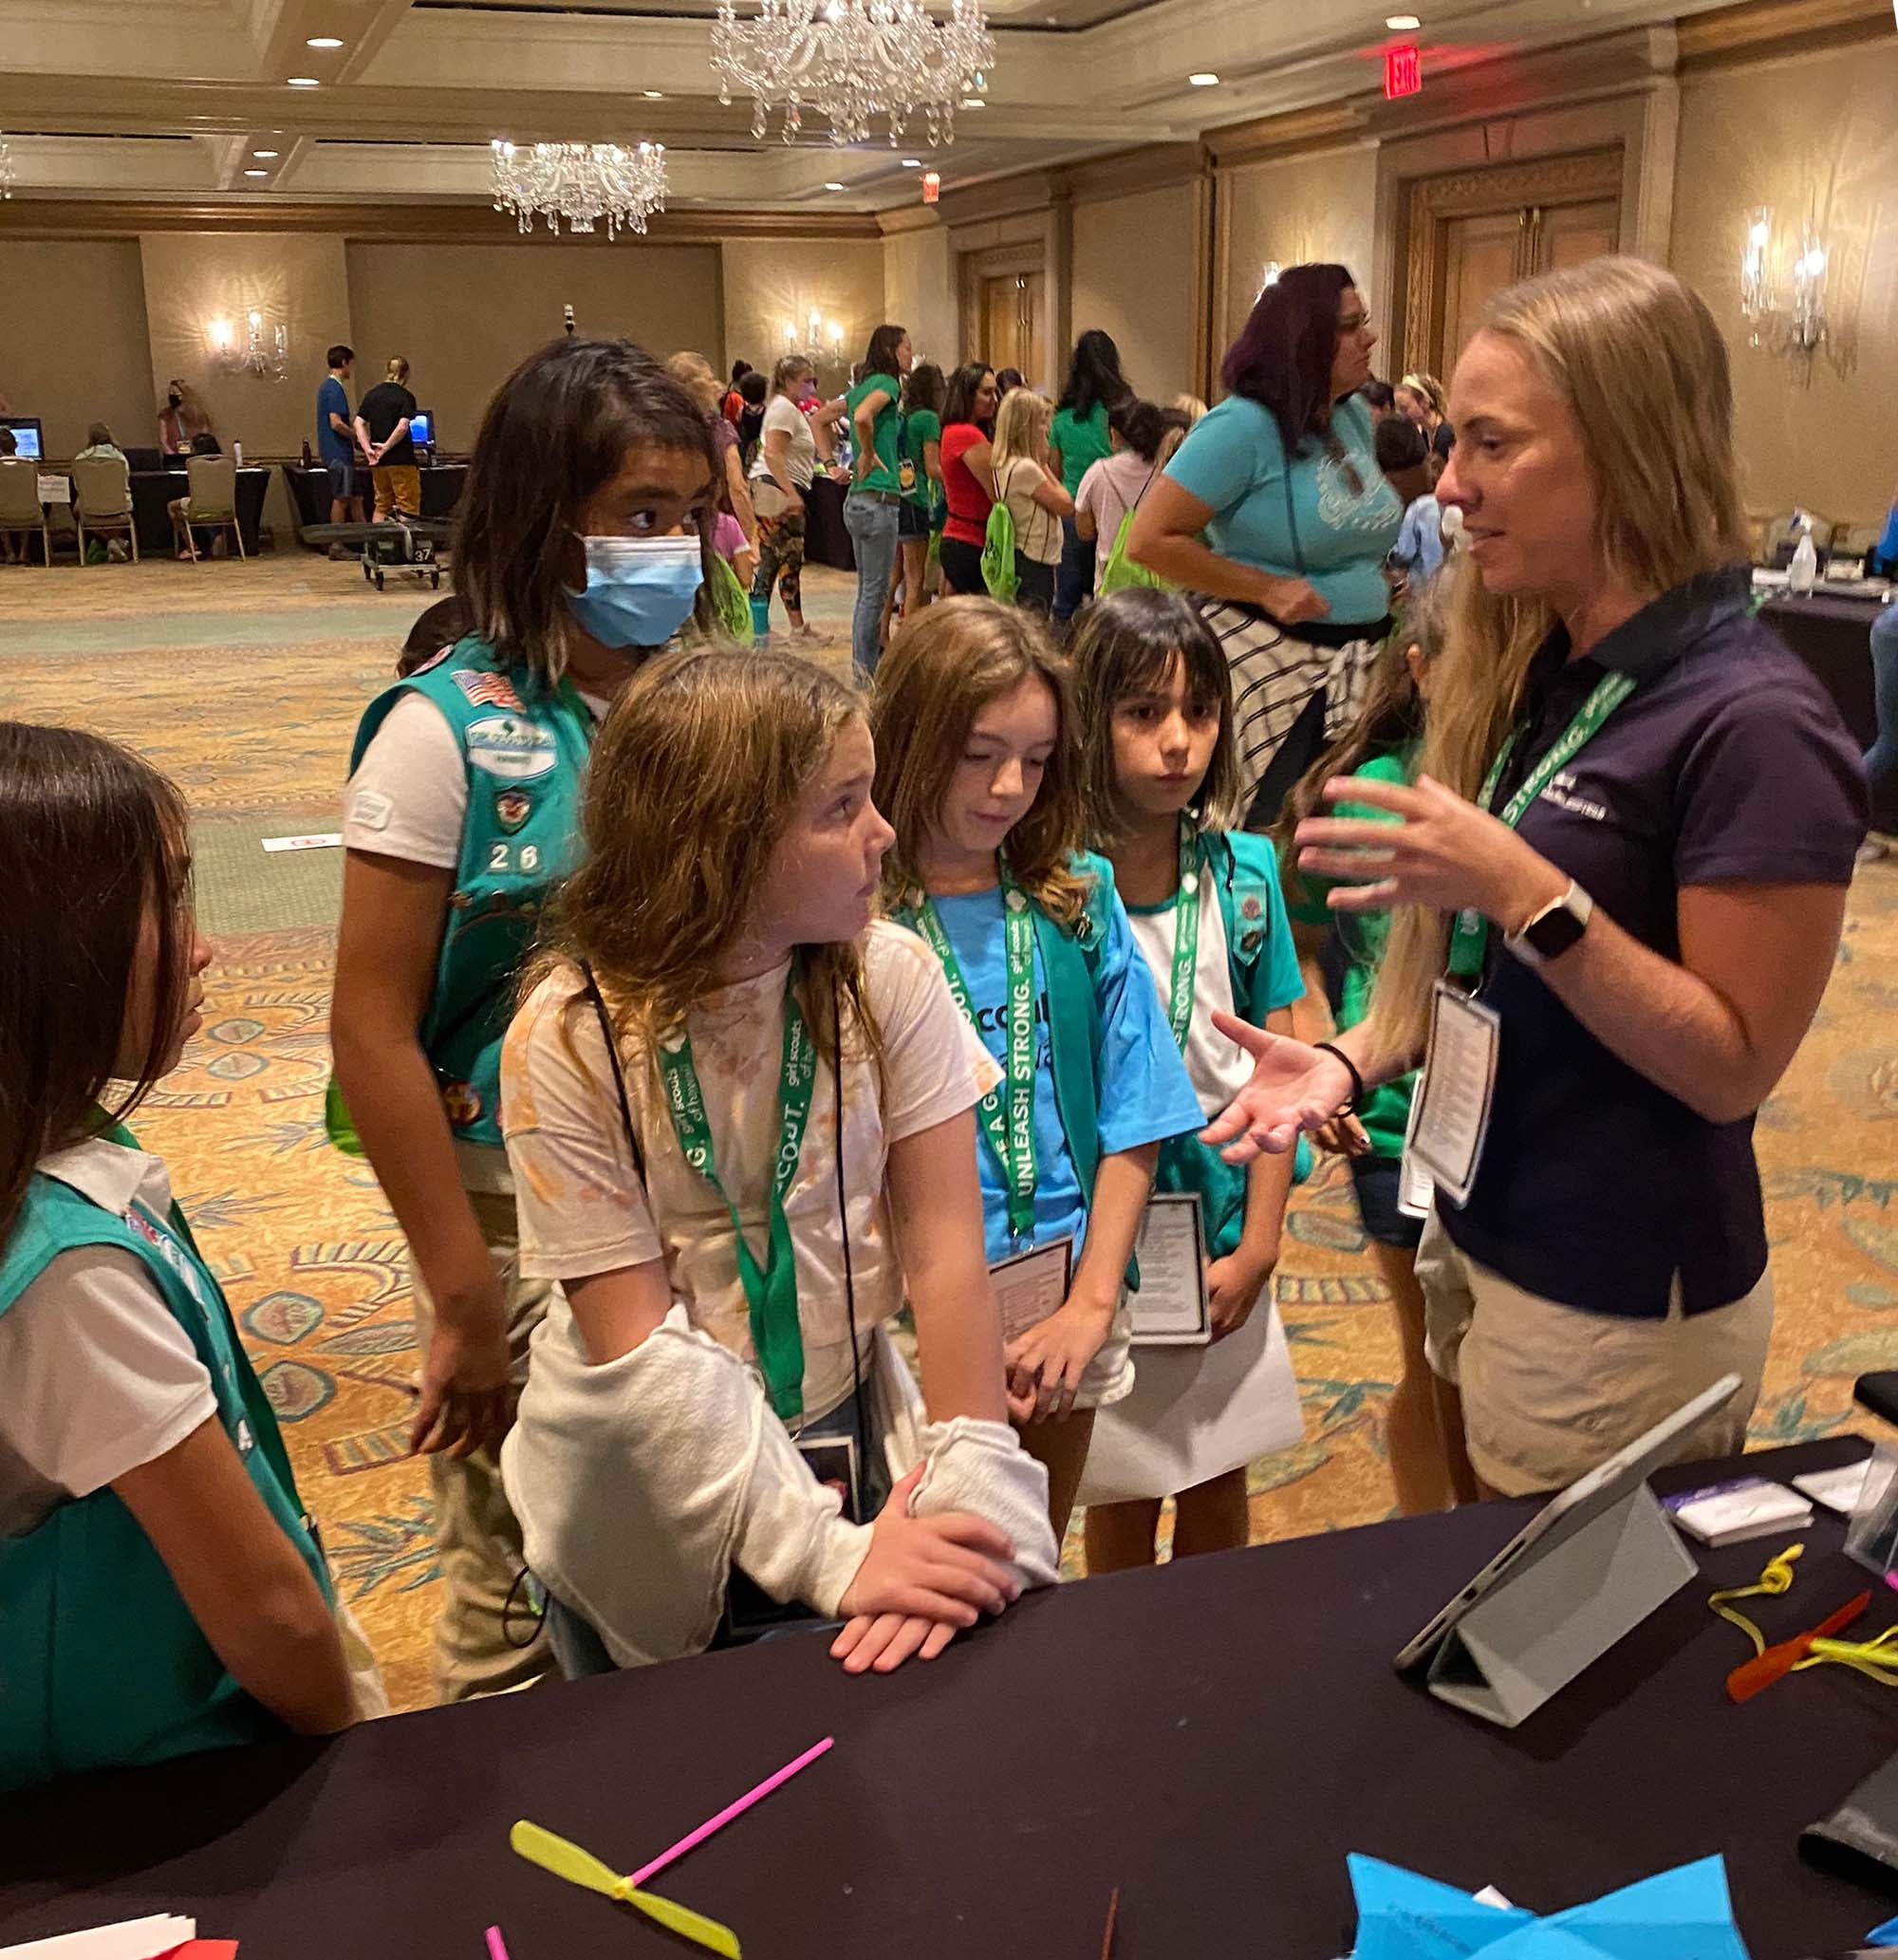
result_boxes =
[1447,669,1635,980]
[902,875,1039,1244]
[656,971,817,1420]
[1165,820,1201,1053]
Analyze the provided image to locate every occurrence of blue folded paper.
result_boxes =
[1348,1852,1751,1959]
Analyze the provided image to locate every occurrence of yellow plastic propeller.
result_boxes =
[509,1820,742,1957]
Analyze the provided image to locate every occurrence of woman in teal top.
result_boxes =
[1273,580,1476,1515]
[0,724,363,1789]
[844,322,913,674]
[1126,266,1402,828]
[1051,329,1129,625]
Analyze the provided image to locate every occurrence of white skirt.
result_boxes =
[1074,1302,1305,1506]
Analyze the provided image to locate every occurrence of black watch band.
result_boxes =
[1312,1041,1366,1113]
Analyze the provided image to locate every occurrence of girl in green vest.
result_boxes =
[0,724,363,1789]
[498,649,1057,1679]
[1274,578,1478,1514]
[870,599,1205,1542]
[330,338,721,1701]
[1066,589,1311,1571]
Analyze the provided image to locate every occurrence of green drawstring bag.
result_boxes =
[981,494,1018,602]
[707,551,755,640]
[1096,507,1171,595]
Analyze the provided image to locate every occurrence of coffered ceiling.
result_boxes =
[0,0,1749,218]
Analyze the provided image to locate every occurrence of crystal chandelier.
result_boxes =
[712,0,996,147]
[0,133,14,201]
[490,140,669,239]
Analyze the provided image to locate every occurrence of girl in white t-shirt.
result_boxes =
[991,387,1071,617]
[499,647,1058,1678]
[0,724,376,1789]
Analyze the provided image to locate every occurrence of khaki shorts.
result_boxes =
[1415,1208,1772,1498]
[373,463,422,518]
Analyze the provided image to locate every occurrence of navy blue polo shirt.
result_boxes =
[1440,566,1868,1317]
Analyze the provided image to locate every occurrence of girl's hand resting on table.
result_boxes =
[1199,1010,1357,1167]
[831,1464,1021,1675]
[1004,1291,1115,1423]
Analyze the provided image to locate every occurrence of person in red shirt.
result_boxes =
[938,363,999,597]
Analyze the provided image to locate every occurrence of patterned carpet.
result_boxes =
[2,553,1892,1716]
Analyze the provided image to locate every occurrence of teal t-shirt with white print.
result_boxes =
[1163,391,1402,625]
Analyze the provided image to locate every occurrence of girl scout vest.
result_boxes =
[327,636,593,1155]
[0,1136,329,1790]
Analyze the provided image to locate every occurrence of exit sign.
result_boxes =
[1385,43,1421,98]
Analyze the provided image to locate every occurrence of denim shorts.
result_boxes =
[1349,1153,1424,1251]
[897,500,931,541]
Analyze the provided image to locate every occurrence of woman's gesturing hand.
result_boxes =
[1294,773,1567,927]
[1198,1011,1358,1167]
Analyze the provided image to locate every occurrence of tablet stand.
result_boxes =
[1423,1481,1699,1728]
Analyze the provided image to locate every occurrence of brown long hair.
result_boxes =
[455,337,718,688]
[869,597,1089,926]
[541,649,878,1074]
[1369,257,1749,1059]
[1070,588,1241,848]
[0,725,194,1242]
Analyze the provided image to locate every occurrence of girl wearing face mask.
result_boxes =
[870,599,1203,1542]
[158,379,214,456]
[500,650,1057,1677]
[328,338,718,1703]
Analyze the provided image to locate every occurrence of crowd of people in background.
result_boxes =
[0,251,1883,1794]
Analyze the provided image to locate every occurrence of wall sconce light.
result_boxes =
[1739,205,1830,361]
[209,308,290,380]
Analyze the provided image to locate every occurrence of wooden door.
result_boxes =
[1440,210,1529,374]
[1536,196,1620,272]
[1397,149,1626,381]
[981,270,1045,384]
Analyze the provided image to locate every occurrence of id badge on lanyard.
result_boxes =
[1405,980,1501,1209]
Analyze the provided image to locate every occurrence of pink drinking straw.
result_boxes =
[484,1928,512,1960]
[627,1736,835,1889]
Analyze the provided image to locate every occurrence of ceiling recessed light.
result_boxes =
[244,168,269,177]
[825,180,846,190]
[642,89,664,98]
[288,76,320,86]
[901,157,922,167]
[252,148,279,159]
[1386,12,1421,28]
[306,35,344,48]
[960,96,986,107]
[1188,71,1219,85]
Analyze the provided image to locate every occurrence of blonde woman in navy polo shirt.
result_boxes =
[1202,257,1868,1499]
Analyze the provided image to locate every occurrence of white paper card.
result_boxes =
[261,831,344,853]
[1397,1081,1435,1221]
[0,1915,195,1959]
[1408,981,1500,1208]
[1128,1191,1209,1346]
[1794,1461,1872,1516]
[36,475,70,505]
[989,1238,1071,1344]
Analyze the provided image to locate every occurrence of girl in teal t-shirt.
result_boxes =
[1274,576,1476,1515]
[0,725,367,1789]
[844,323,914,674]
[1067,589,1310,1571]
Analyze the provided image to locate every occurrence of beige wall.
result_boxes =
[882,224,958,376]
[348,240,721,452]
[1219,145,1379,355]
[0,240,154,458]
[140,232,352,463]
[719,238,885,402]
[1671,40,1898,525]
[1070,182,1201,402]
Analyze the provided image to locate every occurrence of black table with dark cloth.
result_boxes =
[1,1438,1892,1957]
[129,468,270,557]
[801,472,855,571]
[1761,588,1886,749]
[281,461,469,543]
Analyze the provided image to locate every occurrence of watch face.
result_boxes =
[1525,901,1588,962]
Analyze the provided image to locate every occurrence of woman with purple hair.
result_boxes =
[1126,266,1403,826]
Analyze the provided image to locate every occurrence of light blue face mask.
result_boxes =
[566,535,703,649]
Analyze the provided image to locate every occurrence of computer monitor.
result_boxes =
[2,418,44,461]
[409,409,435,450]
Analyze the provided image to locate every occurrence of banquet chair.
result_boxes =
[178,455,246,562]
[0,457,52,569]
[72,454,139,565]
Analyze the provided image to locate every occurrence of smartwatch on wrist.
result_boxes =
[1505,879,1593,969]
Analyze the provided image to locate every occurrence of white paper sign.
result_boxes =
[0,1915,195,1959]
[261,831,344,854]
[1128,1191,1210,1346]
[989,1237,1071,1343]
[1407,980,1500,1209]
[36,474,69,504]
